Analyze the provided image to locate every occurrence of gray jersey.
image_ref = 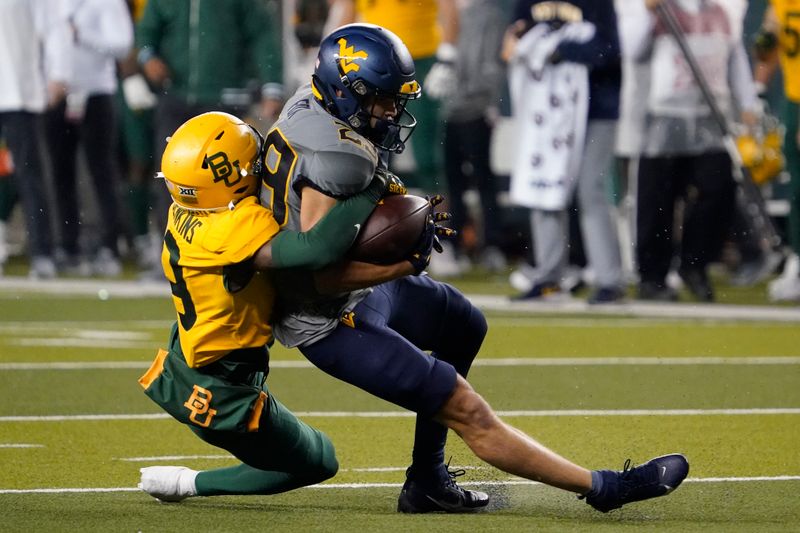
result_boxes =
[260,84,379,348]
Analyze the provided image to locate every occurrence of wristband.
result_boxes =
[137,46,156,67]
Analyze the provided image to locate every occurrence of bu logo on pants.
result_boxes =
[184,384,217,427]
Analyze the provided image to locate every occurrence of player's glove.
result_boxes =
[423,43,458,101]
[407,195,457,275]
[374,167,407,196]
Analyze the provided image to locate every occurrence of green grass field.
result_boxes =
[1,279,799,532]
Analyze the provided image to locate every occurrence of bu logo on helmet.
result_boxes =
[206,151,242,187]
[336,37,368,74]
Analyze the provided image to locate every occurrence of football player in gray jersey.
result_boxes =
[260,23,689,515]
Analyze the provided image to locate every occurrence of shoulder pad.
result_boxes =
[304,147,377,198]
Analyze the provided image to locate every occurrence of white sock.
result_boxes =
[177,468,199,498]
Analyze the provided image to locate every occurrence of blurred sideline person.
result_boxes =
[755,1,800,302]
[503,0,626,304]
[44,0,133,277]
[324,0,459,196]
[117,0,160,274]
[432,0,508,276]
[630,0,760,302]
[263,23,689,515]
[0,0,68,279]
[135,0,285,264]
[137,111,410,502]
[613,0,654,282]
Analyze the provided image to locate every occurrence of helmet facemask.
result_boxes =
[347,80,419,153]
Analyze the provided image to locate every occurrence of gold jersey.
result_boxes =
[772,0,800,102]
[355,0,440,58]
[161,196,279,368]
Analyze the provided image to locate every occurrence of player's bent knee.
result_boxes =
[315,433,339,482]
[437,375,497,434]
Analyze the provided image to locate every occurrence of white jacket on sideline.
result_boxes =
[0,0,69,112]
[58,0,133,97]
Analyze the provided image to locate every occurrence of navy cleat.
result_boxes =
[397,464,490,513]
[582,454,689,513]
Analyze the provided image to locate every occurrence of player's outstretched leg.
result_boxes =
[580,454,689,512]
[437,375,690,512]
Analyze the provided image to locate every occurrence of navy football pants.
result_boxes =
[301,274,488,472]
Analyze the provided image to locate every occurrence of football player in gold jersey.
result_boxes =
[756,0,800,300]
[136,111,417,502]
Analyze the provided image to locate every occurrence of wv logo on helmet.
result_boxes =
[336,38,368,73]
[206,151,243,187]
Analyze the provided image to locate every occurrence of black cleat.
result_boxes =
[397,465,489,513]
[582,454,689,513]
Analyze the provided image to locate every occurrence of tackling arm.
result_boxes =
[252,174,386,270]
[314,259,414,295]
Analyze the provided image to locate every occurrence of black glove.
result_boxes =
[408,214,436,275]
[407,195,457,275]
[374,167,407,196]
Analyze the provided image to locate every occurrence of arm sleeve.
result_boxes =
[269,176,385,269]
[617,0,654,60]
[76,0,133,59]
[135,0,161,53]
[556,1,621,68]
[511,0,529,24]
[729,40,759,113]
[39,0,71,84]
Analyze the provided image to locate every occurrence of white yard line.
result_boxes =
[468,294,800,322]
[0,320,170,331]
[0,444,43,448]
[1,476,798,494]
[2,356,799,371]
[117,454,231,462]
[2,408,799,423]
[2,276,800,322]
[7,339,156,349]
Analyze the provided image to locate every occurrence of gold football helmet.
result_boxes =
[736,114,785,186]
[160,112,263,210]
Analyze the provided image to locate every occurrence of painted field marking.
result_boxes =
[2,356,799,371]
[117,455,231,462]
[0,320,170,331]
[2,408,800,423]
[1,476,799,494]
[8,339,156,349]
[0,444,43,448]
[494,317,800,328]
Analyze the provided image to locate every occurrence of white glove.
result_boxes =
[423,43,458,101]
[122,73,157,111]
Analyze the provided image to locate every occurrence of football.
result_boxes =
[349,194,430,264]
